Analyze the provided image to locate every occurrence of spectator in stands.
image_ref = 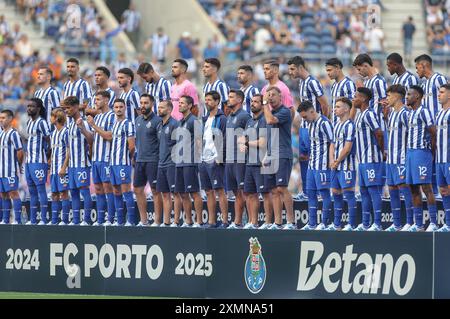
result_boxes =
[121,2,141,45]
[143,27,170,67]
[402,16,416,66]
[177,32,197,78]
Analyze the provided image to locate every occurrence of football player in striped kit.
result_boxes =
[329,97,357,231]
[383,85,414,231]
[118,68,140,123]
[87,66,116,115]
[298,101,334,230]
[202,58,230,116]
[137,62,172,113]
[237,65,260,114]
[34,67,61,124]
[0,110,24,224]
[353,88,385,231]
[60,96,94,226]
[386,53,419,91]
[63,58,92,121]
[109,99,136,226]
[25,98,51,225]
[86,91,116,226]
[435,84,450,232]
[49,108,70,225]
[405,86,438,232]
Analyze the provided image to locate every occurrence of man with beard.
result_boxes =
[137,62,171,113]
[237,65,260,114]
[86,66,116,116]
[34,66,61,124]
[118,67,140,123]
[170,59,199,120]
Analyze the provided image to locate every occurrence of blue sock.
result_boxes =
[51,200,60,224]
[62,200,70,224]
[123,192,135,224]
[114,195,124,225]
[389,188,401,227]
[432,180,438,195]
[13,199,22,224]
[307,189,317,226]
[333,193,343,227]
[37,184,48,223]
[368,186,382,226]
[443,195,450,226]
[106,193,115,223]
[414,207,424,227]
[319,189,331,225]
[428,204,437,224]
[70,189,81,224]
[300,160,308,192]
[344,190,357,228]
[360,187,372,227]
[400,187,414,225]
[96,194,106,224]
[0,197,3,221]
[81,189,93,223]
[29,184,38,224]
[3,199,11,224]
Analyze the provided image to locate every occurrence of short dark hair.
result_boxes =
[442,83,450,91]
[353,54,373,67]
[386,53,403,65]
[174,58,188,70]
[66,57,80,65]
[161,100,173,109]
[336,97,352,108]
[96,90,111,99]
[205,90,221,101]
[252,94,263,103]
[181,95,194,106]
[287,56,305,68]
[64,96,80,106]
[118,68,135,84]
[96,66,111,78]
[0,109,14,118]
[114,98,126,106]
[229,89,245,102]
[39,66,53,78]
[263,60,279,68]
[238,65,253,73]
[140,93,155,103]
[325,58,343,69]
[137,62,154,75]
[414,54,432,65]
[409,85,424,98]
[298,100,314,112]
[205,58,221,70]
[357,87,373,101]
[387,84,406,97]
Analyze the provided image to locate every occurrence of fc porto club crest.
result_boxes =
[244,237,266,294]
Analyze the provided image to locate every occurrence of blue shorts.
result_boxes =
[110,165,132,186]
[386,164,407,186]
[299,127,310,156]
[436,163,450,187]
[68,167,91,189]
[92,162,111,184]
[358,163,384,187]
[133,162,158,188]
[225,163,246,191]
[175,166,200,193]
[25,163,48,186]
[156,166,176,193]
[50,174,69,193]
[406,149,433,185]
[244,165,270,194]
[0,176,19,193]
[272,158,293,187]
[331,170,356,189]
[306,169,331,191]
[199,162,224,190]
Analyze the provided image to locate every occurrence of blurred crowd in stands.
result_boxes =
[425,0,450,55]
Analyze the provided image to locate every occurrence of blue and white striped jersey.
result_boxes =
[92,110,115,163]
[67,120,92,168]
[355,108,383,164]
[332,119,356,171]
[203,79,230,108]
[50,127,68,175]
[240,84,260,113]
[364,74,387,131]
[26,118,50,164]
[436,108,450,163]
[63,78,92,101]
[392,71,419,90]
[119,89,140,123]
[387,106,410,165]
[407,105,434,150]
[34,86,61,124]
[308,115,334,170]
[110,119,135,166]
[145,77,172,112]
[89,87,116,109]
[330,77,356,125]
[299,75,325,114]
[423,72,448,118]
[0,128,23,178]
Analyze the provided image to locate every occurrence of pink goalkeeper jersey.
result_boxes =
[261,80,294,109]
[170,79,199,120]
